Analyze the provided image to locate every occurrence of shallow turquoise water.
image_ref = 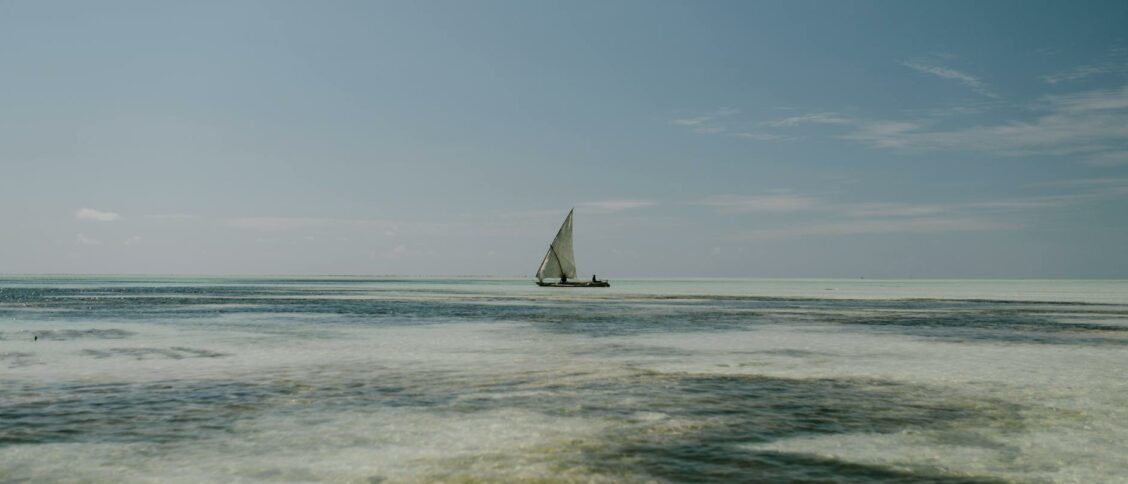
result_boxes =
[2,277,1127,482]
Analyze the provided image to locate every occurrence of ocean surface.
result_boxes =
[2,277,1127,483]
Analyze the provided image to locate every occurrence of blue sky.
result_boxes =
[2,0,1126,277]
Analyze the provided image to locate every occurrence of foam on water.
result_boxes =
[2,276,1127,482]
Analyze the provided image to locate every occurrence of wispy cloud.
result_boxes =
[878,85,1128,160]
[698,194,822,213]
[1043,46,1128,84]
[228,217,326,231]
[902,60,998,98]
[1044,63,1128,85]
[764,112,920,149]
[767,112,854,127]
[732,132,788,141]
[671,107,739,127]
[670,107,741,135]
[75,208,120,222]
[700,193,956,218]
[577,199,657,212]
[703,179,1125,240]
[742,217,1016,240]
[226,216,469,239]
[693,126,725,134]
[227,216,425,234]
[770,84,1128,166]
[841,203,948,218]
[75,233,101,245]
[670,116,711,126]
[837,121,921,149]
[673,107,796,142]
[1080,151,1128,167]
[902,101,998,118]
[1046,85,1128,112]
[380,243,434,261]
[147,213,198,220]
[964,194,1095,211]
[939,180,1125,212]
[1034,177,1128,188]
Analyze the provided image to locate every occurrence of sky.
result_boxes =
[1,0,1127,278]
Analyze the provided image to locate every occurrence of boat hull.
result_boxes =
[536,281,610,288]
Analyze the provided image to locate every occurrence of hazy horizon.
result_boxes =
[3,1,1127,278]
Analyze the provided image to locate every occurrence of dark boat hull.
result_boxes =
[536,281,610,288]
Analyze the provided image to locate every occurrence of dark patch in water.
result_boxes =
[746,349,832,358]
[0,352,34,360]
[0,367,1026,482]
[4,280,1125,349]
[0,380,277,445]
[0,352,37,368]
[564,373,1019,482]
[419,370,1022,481]
[13,329,134,341]
[571,343,697,358]
[618,449,1005,483]
[803,309,1128,346]
[2,279,1126,349]
[0,370,458,446]
[80,347,227,360]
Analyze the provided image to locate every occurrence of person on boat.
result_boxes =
[561,276,567,284]
[592,274,597,283]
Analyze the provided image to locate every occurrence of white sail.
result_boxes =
[536,209,577,282]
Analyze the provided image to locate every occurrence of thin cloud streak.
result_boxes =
[226,214,562,240]
[1084,151,1128,166]
[902,60,998,98]
[670,107,740,135]
[147,213,198,220]
[1044,63,1128,85]
[769,84,1128,166]
[733,132,788,141]
[698,194,822,213]
[704,179,1125,240]
[699,194,957,219]
[75,208,121,222]
[75,233,101,245]
[865,85,1128,158]
[742,217,1018,240]
[841,203,948,218]
[1043,46,1128,84]
[671,116,711,126]
[1034,177,1128,188]
[226,217,430,235]
[577,199,657,212]
[767,112,854,127]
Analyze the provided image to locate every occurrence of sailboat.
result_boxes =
[535,209,610,287]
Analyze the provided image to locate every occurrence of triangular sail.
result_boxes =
[536,209,577,281]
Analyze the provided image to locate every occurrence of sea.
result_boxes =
[2,276,1127,483]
